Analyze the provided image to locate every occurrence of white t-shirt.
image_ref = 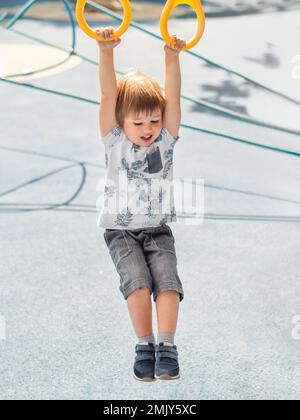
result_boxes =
[97,126,179,230]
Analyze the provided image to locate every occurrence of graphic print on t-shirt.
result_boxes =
[98,127,178,229]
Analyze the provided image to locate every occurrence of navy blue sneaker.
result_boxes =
[133,343,156,382]
[155,343,180,380]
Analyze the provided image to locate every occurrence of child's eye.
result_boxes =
[133,120,160,126]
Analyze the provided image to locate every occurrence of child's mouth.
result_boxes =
[141,135,152,141]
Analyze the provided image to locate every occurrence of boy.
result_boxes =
[97,27,186,381]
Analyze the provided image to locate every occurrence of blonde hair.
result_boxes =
[116,69,165,128]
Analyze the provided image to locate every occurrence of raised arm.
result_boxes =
[163,35,186,139]
[96,27,121,138]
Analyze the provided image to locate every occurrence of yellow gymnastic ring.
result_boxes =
[160,0,205,50]
[75,0,132,40]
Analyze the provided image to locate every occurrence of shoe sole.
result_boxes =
[155,374,180,380]
[133,374,156,382]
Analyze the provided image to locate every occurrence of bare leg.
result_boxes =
[127,287,153,337]
[155,290,180,334]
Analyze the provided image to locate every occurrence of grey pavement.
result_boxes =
[0,5,300,400]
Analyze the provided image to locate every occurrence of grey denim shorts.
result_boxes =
[103,224,184,302]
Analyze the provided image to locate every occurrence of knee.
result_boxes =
[135,286,151,295]
[154,289,181,303]
[127,286,151,300]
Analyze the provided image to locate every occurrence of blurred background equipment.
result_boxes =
[1,0,300,22]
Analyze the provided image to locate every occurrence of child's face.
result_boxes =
[123,109,162,147]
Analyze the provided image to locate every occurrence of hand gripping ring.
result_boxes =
[76,0,132,40]
[160,0,205,50]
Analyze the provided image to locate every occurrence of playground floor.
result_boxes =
[1,2,300,400]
